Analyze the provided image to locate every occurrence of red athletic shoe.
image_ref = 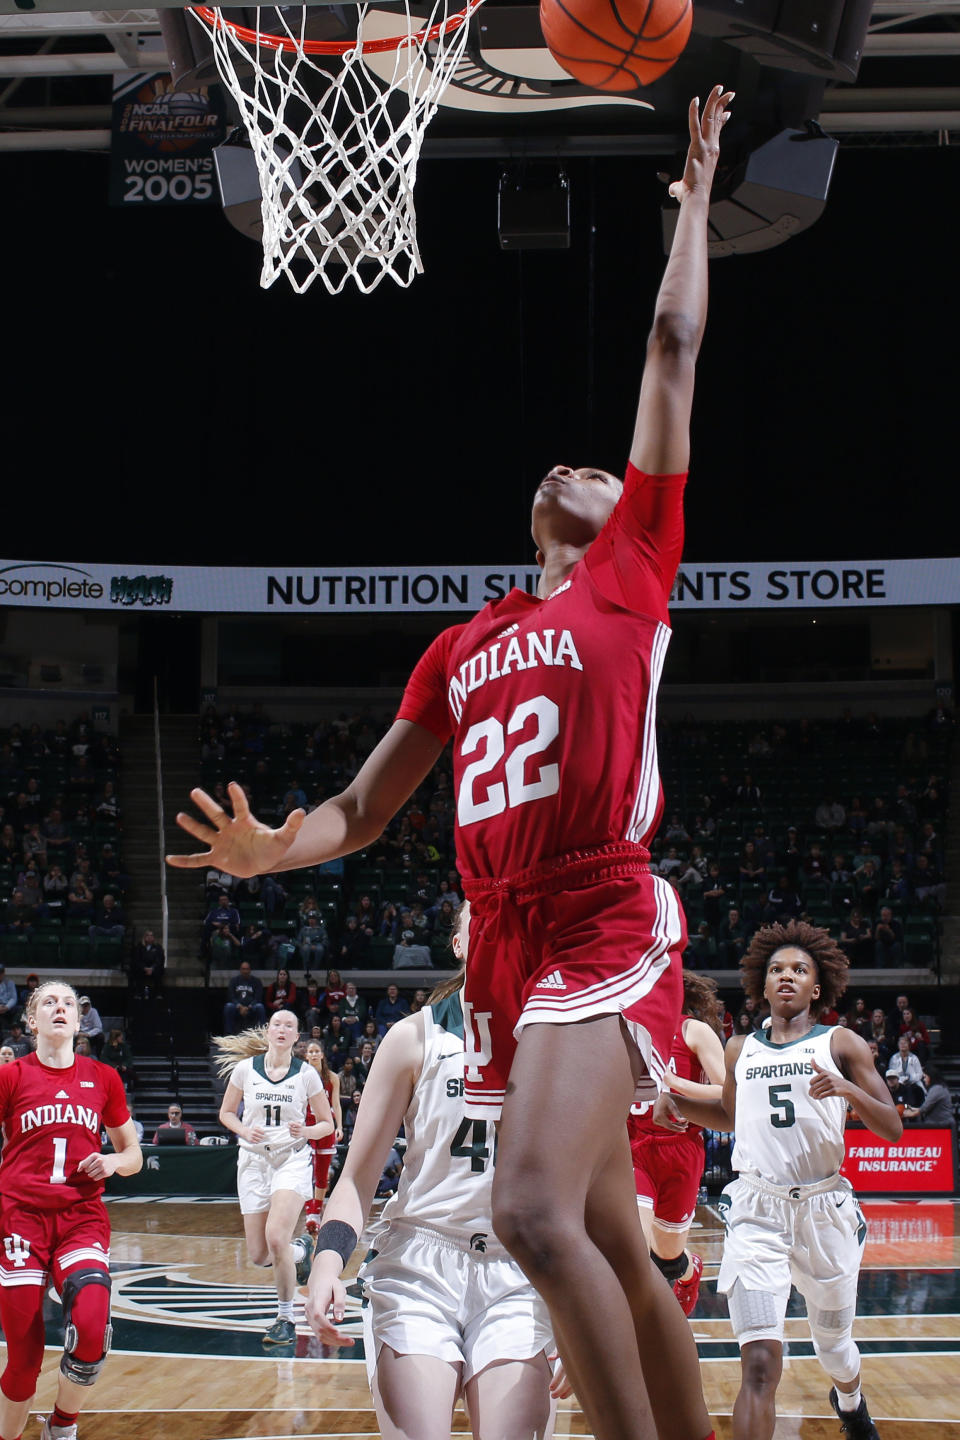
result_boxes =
[673,1253,703,1317]
[304,1199,321,1237]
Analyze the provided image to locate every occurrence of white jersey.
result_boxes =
[230,1053,323,1157]
[378,992,499,1250]
[731,1024,847,1185]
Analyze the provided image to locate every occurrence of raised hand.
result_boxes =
[669,85,735,205]
[166,780,305,879]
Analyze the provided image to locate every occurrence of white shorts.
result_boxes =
[716,1172,866,1345]
[359,1223,553,1385]
[237,1144,314,1214]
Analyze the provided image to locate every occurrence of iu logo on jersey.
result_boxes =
[3,1233,32,1268]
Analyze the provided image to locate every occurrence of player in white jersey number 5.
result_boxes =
[305,903,560,1440]
[656,920,902,1440]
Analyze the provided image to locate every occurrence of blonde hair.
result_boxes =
[25,981,80,1030]
[428,900,467,1004]
[212,1009,298,1078]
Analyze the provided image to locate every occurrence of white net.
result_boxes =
[193,2,482,294]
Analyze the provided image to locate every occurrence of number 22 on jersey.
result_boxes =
[457,696,559,826]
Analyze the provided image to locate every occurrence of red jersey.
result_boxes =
[0,1052,129,1211]
[307,1074,336,1154]
[629,1017,707,1140]
[398,466,685,881]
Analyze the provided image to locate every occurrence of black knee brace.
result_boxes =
[59,1268,113,1386]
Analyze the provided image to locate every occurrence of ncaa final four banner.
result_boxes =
[109,72,227,208]
[1,558,960,614]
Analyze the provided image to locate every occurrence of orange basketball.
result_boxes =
[540,0,693,91]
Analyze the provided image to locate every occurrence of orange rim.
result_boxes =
[191,3,478,54]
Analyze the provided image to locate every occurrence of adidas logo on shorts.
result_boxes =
[536,970,567,990]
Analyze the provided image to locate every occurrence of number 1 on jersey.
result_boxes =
[50,1136,67,1184]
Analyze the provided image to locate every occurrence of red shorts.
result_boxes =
[0,1194,111,1293]
[462,844,686,1120]
[630,1130,704,1230]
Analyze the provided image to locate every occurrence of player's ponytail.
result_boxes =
[212,1027,269,1077]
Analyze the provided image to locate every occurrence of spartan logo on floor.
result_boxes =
[46,1265,366,1360]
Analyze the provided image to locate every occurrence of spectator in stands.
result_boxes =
[717,906,749,967]
[337,981,367,1039]
[17,973,40,1011]
[393,929,432,970]
[131,929,165,1000]
[0,966,20,1026]
[702,863,733,929]
[868,1008,894,1067]
[342,1088,363,1145]
[375,984,410,1033]
[815,796,846,834]
[297,910,329,970]
[4,1021,31,1057]
[839,908,873,967]
[299,976,325,1033]
[210,920,241,967]
[153,1103,199,1146]
[241,919,275,965]
[204,890,241,951]
[77,994,104,1057]
[737,841,766,888]
[685,921,718,969]
[322,968,346,1017]
[223,959,267,1033]
[884,859,913,908]
[903,1067,953,1127]
[846,796,868,838]
[874,906,904,967]
[41,862,69,912]
[764,873,802,926]
[898,1007,931,1064]
[356,1041,376,1084]
[101,1026,136,1090]
[88,892,126,941]
[265,966,297,1015]
[355,1018,380,1057]
[854,859,882,915]
[4,887,35,935]
[887,1036,926,1106]
[431,898,458,941]
[0,1045,15,1064]
[846,997,872,1039]
[338,1055,359,1101]
[322,1013,352,1071]
[912,853,946,910]
[801,842,827,884]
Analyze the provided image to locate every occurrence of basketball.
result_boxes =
[540,0,693,92]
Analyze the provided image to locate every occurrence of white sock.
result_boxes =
[277,1299,295,1321]
[836,1385,862,1412]
[291,1237,306,1262]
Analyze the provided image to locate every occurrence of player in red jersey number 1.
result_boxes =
[169,88,734,1440]
[0,983,142,1440]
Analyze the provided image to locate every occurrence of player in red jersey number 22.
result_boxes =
[0,983,142,1440]
[170,86,734,1440]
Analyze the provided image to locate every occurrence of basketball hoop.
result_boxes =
[191,0,483,294]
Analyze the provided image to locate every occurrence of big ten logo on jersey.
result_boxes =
[461,1001,492,1084]
[3,1233,31,1268]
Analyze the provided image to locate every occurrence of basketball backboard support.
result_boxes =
[0,0,959,150]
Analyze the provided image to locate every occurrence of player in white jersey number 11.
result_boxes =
[656,920,902,1440]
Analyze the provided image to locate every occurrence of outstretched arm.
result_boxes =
[630,85,733,476]
[167,719,444,878]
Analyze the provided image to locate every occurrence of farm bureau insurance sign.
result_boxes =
[1,559,959,614]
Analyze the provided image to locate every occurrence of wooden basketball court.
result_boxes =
[7,1194,959,1439]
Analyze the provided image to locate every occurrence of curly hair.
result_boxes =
[682,971,722,1036]
[740,919,849,1015]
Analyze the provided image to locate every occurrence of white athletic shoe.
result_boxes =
[40,1420,78,1440]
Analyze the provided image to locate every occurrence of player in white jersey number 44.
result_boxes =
[656,919,902,1440]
